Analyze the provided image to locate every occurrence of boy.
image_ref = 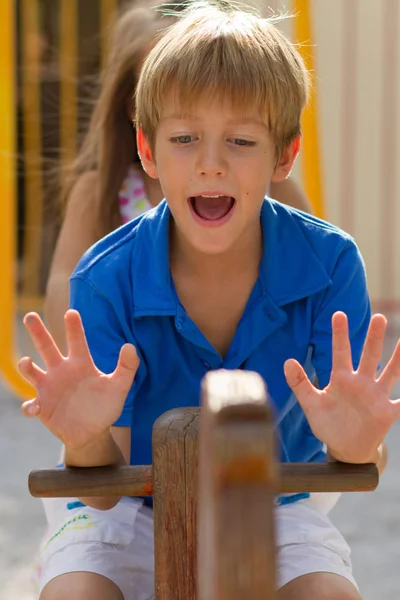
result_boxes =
[20,2,400,599]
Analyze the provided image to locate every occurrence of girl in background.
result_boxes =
[45,0,312,353]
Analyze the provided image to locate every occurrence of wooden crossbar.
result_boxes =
[29,461,378,498]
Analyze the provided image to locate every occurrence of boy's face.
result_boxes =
[139,92,298,256]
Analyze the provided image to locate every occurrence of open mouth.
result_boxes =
[189,195,236,225]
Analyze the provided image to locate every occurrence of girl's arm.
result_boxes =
[270,176,314,214]
[45,171,101,354]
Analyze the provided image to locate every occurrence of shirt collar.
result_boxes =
[131,198,331,317]
[131,200,177,317]
[258,198,332,306]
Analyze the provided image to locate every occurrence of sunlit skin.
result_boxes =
[138,94,299,260]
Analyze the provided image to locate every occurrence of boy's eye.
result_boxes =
[170,135,194,144]
[231,138,256,147]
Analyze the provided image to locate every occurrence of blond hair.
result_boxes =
[136,1,310,159]
[63,1,174,237]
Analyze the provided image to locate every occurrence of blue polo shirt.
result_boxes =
[70,198,370,469]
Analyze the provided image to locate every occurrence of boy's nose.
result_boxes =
[196,142,227,177]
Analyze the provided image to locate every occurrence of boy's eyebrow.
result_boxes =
[161,114,267,128]
[227,117,268,129]
[160,114,198,122]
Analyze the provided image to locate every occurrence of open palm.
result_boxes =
[284,312,400,464]
[19,310,139,451]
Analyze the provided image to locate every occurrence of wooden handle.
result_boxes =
[28,461,379,498]
[279,462,379,493]
[29,464,152,498]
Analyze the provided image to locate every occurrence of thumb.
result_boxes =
[284,359,317,412]
[113,344,140,393]
[21,398,41,418]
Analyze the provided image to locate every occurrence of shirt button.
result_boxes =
[202,361,211,369]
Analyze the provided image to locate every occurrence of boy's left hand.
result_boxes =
[284,312,400,464]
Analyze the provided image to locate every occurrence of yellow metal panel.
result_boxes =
[60,0,78,166]
[21,0,43,298]
[0,0,35,399]
[293,0,325,219]
[17,295,45,314]
[101,0,119,66]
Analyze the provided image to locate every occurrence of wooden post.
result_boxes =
[152,407,200,600]
[198,370,277,600]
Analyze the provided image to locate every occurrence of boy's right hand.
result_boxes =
[18,310,139,451]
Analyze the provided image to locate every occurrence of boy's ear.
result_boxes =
[137,129,158,179]
[270,136,301,183]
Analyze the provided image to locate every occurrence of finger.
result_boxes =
[357,314,386,378]
[378,337,400,394]
[284,359,318,414]
[18,357,46,388]
[23,312,64,369]
[21,398,40,418]
[65,310,93,361]
[113,344,140,395]
[331,312,353,372]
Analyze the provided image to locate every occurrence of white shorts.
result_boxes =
[33,494,357,599]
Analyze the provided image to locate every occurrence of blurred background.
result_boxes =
[0,0,399,598]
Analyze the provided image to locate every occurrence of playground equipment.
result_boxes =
[29,370,379,599]
[0,0,119,399]
[0,0,34,399]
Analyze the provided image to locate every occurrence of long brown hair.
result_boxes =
[62,2,174,238]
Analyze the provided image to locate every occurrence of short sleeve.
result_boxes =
[69,276,138,426]
[311,240,371,389]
